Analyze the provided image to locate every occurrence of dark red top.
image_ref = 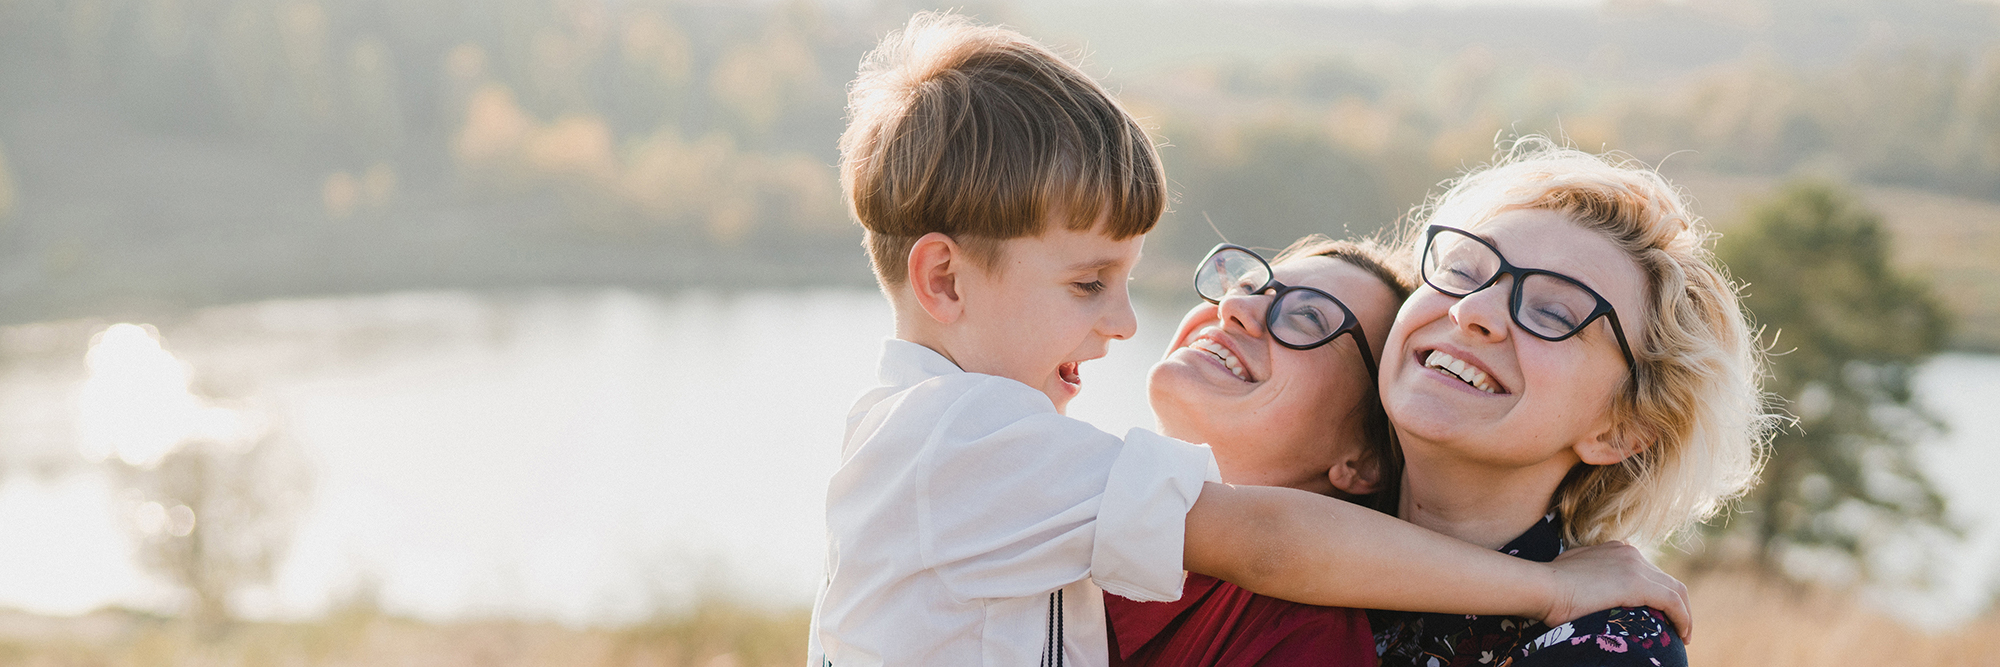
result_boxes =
[1104,574,1376,667]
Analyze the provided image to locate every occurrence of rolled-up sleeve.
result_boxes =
[1091,428,1221,602]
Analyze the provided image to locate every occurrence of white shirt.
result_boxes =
[809,340,1221,667]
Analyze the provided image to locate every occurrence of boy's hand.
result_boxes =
[1542,541,1692,642]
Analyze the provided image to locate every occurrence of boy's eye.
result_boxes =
[1074,280,1107,295]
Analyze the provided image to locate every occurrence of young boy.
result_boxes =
[810,13,1691,667]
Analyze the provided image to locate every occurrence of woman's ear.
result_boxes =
[907,232,965,324]
[1576,420,1653,466]
[1327,449,1383,496]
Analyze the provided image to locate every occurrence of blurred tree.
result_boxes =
[1713,181,1954,579]
[124,432,313,636]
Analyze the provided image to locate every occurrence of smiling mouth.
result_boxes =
[1422,350,1504,394]
[1187,337,1251,381]
[1059,361,1081,386]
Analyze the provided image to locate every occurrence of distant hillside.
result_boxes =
[0,0,1993,349]
[1673,171,2000,352]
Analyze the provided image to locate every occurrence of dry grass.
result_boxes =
[0,603,811,667]
[1684,570,2000,667]
[2,574,1996,666]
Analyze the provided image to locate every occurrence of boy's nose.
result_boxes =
[1103,292,1138,340]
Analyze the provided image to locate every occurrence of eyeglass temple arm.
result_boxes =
[1605,311,1638,371]
[1353,327,1379,381]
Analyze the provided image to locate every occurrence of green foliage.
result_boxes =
[1714,181,1954,578]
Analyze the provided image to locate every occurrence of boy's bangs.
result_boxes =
[839,13,1166,282]
[1035,117,1165,240]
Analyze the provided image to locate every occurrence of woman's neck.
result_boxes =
[1157,423,1341,497]
[1395,441,1579,551]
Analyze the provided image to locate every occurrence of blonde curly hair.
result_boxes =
[1404,137,1777,547]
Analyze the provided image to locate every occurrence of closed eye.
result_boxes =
[1528,304,1579,331]
[1074,280,1107,295]
[1289,307,1330,336]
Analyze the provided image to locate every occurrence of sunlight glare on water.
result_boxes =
[76,323,248,467]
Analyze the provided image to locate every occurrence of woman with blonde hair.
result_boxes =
[1370,138,1773,666]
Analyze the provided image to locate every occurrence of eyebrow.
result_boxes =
[1068,251,1140,272]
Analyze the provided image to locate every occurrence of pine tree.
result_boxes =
[1714,181,1954,579]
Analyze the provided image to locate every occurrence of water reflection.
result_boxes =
[0,289,1990,627]
[2,289,928,624]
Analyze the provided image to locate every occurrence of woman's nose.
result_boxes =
[1215,290,1270,338]
[1448,278,1512,343]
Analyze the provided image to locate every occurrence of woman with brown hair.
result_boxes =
[1107,234,1414,666]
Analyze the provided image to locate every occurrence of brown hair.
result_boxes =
[840,12,1166,286]
[1272,235,1416,514]
[1404,137,1775,546]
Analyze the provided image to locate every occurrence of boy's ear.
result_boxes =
[907,232,966,325]
[1327,448,1383,496]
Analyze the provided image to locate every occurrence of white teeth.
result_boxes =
[1425,350,1500,394]
[1188,338,1250,381]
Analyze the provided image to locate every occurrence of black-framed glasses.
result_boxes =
[1420,225,1638,371]
[1194,244,1378,381]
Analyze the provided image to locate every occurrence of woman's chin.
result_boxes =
[1147,358,1230,430]
[1146,358,1195,401]
[1386,384,1488,445]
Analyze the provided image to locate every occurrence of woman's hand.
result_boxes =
[1542,541,1692,642]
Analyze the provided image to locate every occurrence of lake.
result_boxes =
[0,289,1993,626]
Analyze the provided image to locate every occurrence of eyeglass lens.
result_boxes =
[1197,247,1348,349]
[1424,230,1605,340]
[1269,289,1345,348]
[1195,248,1272,302]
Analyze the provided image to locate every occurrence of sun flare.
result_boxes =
[76,324,244,467]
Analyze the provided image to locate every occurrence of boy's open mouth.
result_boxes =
[1059,361,1081,386]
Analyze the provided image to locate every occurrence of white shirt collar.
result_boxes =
[879,338,965,386]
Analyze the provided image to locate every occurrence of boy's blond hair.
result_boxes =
[840,12,1166,286]
[1406,137,1777,548]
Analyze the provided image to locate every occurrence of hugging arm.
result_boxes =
[1181,482,1693,642]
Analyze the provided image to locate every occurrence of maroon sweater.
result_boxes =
[1105,574,1376,667]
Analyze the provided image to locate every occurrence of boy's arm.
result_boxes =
[1183,482,1694,642]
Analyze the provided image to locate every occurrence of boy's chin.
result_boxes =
[1043,379,1081,413]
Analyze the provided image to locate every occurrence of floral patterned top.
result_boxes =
[1370,513,1686,667]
